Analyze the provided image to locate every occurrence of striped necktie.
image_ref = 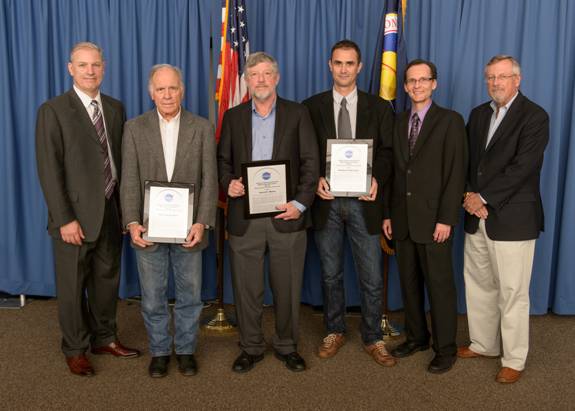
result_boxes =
[91,100,114,199]
[409,112,420,156]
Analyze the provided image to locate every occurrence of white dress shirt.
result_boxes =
[158,109,181,182]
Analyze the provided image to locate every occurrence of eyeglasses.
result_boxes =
[405,77,434,86]
[485,74,516,83]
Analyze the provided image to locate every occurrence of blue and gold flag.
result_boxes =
[369,0,407,112]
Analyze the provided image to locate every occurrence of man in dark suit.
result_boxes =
[36,42,139,377]
[302,40,395,367]
[218,52,319,373]
[383,59,467,374]
[121,64,218,378]
[458,55,549,384]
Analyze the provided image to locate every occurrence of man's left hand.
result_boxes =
[433,223,451,243]
[359,177,378,201]
[182,223,205,248]
[463,192,484,215]
[274,202,301,220]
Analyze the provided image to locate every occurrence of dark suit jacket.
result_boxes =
[217,97,320,236]
[36,89,125,241]
[385,102,467,243]
[120,109,218,251]
[302,90,394,234]
[464,92,549,240]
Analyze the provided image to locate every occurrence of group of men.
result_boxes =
[36,40,548,385]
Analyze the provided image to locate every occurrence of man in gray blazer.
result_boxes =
[121,64,218,378]
[218,52,319,373]
[36,42,139,377]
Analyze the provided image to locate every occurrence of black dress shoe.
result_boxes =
[148,356,170,378]
[232,351,264,373]
[274,351,306,372]
[176,354,197,376]
[428,354,456,374]
[391,341,429,358]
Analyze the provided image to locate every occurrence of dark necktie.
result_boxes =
[409,112,420,156]
[338,97,352,139]
[91,100,115,199]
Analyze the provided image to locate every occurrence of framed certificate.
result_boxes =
[142,181,194,244]
[326,139,373,197]
[241,160,291,219]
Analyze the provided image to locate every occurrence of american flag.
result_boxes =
[215,0,250,141]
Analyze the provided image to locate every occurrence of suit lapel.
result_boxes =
[67,90,101,146]
[172,110,197,180]
[319,92,336,140]
[477,105,492,155]
[241,102,253,161]
[397,111,410,162]
[145,110,169,181]
[356,92,370,140]
[271,97,285,160]
[485,93,524,152]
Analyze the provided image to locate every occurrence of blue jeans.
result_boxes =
[314,198,383,344]
[135,244,202,357]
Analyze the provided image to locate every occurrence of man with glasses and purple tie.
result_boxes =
[382,59,467,374]
[36,42,140,377]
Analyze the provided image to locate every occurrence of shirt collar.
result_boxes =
[332,87,358,105]
[157,107,182,123]
[73,85,102,108]
[410,99,433,121]
[251,98,276,119]
[490,91,519,113]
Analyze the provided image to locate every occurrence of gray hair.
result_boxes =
[485,55,521,76]
[148,64,185,93]
[69,42,103,62]
[245,52,279,74]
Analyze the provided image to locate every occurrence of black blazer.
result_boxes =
[217,97,320,236]
[302,90,394,234]
[385,103,467,243]
[464,92,549,240]
[36,89,125,241]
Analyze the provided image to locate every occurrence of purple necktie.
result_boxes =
[409,112,420,156]
[91,100,114,199]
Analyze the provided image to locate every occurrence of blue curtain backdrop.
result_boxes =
[1,0,574,314]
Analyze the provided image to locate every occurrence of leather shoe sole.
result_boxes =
[457,346,499,359]
[66,355,95,377]
[496,367,522,383]
[91,341,140,358]
[274,352,306,372]
[391,342,430,358]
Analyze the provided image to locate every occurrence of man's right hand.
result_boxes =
[128,223,154,248]
[228,177,245,198]
[316,177,334,200]
[60,220,85,246]
[382,219,392,240]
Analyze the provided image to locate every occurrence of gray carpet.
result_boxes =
[1,299,574,410]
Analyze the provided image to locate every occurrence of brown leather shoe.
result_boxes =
[457,346,499,359]
[317,333,345,359]
[66,354,95,377]
[91,341,140,358]
[496,367,522,383]
[364,341,397,367]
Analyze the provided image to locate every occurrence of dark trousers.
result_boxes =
[314,198,383,344]
[395,237,458,357]
[52,196,122,356]
[229,218,306,356]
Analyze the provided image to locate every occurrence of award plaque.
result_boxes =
[326,139,373,197]
[241,160,291,219]
[142,181,194,243]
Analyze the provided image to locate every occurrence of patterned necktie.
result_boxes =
[91,100,115,199]
[409,112,420,156]
[338,97,353,139]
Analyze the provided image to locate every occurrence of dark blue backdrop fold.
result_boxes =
[1,0,574,314]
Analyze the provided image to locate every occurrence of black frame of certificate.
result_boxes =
[326,139,373,197]
[241,159,291,219]
[142,180,195,244]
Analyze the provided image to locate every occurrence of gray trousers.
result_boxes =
[229,218,306,356]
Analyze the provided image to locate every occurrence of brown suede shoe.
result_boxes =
[457,346,499,359]
[364,341,397,367]
[66,354,95,377]
[317,333,345,359]
[496,367,522,383]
